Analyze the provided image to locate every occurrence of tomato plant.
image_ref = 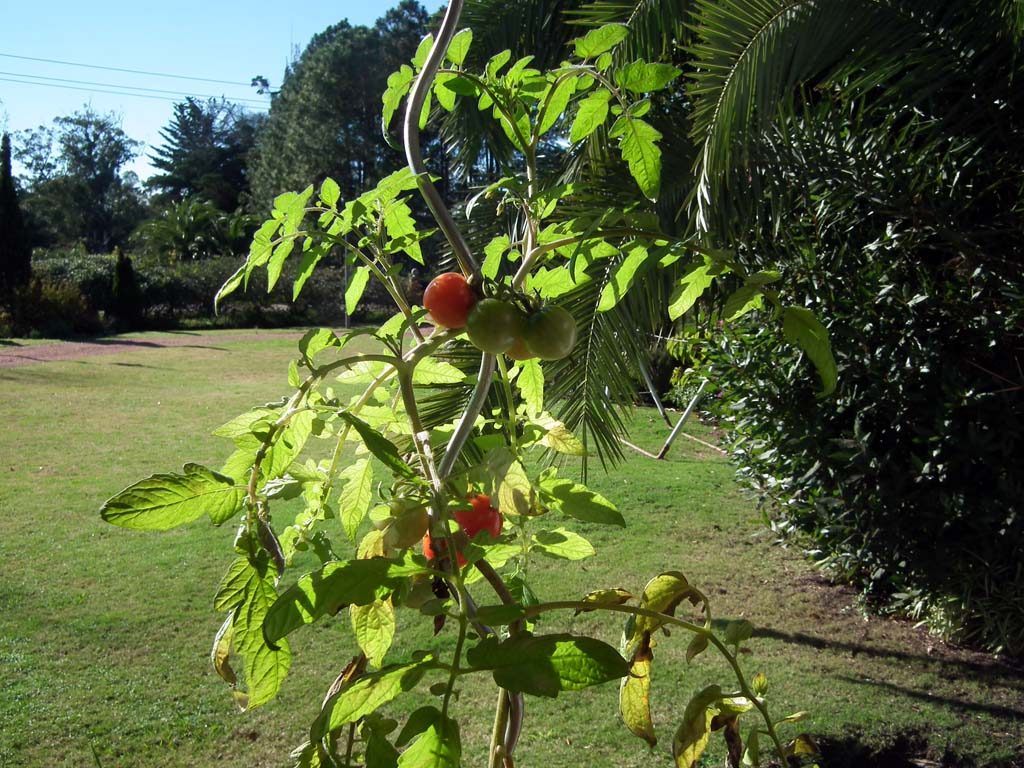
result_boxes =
[99,4,824,767]
[423,272,476,329]
[466,297,524,354]
[523,305,578,360]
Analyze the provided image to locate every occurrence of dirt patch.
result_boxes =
[0,332,303,368]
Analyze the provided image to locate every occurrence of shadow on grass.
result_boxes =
[816,730,1024,768]
[715,620,1023,689]
[88,338,230,352]
[836,675,1024,720]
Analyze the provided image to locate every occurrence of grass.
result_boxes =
[0,329,1021,768]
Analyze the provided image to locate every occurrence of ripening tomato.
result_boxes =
[505,336,535,361]
[423,272,476,329]
[455,494,503,539]
[421,494,503,566]
[523,305,577,360]
[466,299,525,354]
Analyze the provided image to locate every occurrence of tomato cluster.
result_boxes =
[422,493,503,566]
[422,272,578,360]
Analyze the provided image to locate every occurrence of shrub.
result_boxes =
[695,108,1024,655]
[4,277,102,337]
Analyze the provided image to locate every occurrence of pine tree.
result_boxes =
[0,133,32,295]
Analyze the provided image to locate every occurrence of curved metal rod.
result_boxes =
[402,0,479,279]
[438,352,497,479]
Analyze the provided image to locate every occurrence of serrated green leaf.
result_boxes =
[397,710,461,768]
[412,358,468,385]
[338,459,374,542]
[299,328,343,363]
[345,266,371,317]
[515,359,544,417]
[433,72,457,111]
[233,574,290,709]
[539,476,624,527]
[293,242,330,300]
[213,407,280,440]
[383,200,424,263]
[320,178,341,209]
[215,557,260,612]
[100,463,244,530]
[312,660,433,740]
[440,75,478,96]
[466,633,629,697]
[539,75,576,136]
[351,599,396,669]
[618,117,662,200]
[383,65,415,135]
[570,92,611,143]
[782,306,837,396]
[339,412,415,478]
[495,454,534,517]
[599,244,652,311]
[532,528,595,560]
[263,558,410,645]
[412,34,433,70]
[482,235,509,279]
[615,61,681,93]
[266,238,296,291]
[445,28,472,66]
[215,264,245,311]
[536,416,584,455]
[573,23,630,58]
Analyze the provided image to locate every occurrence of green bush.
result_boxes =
[694,106,1024,655]
[3,277,102,337]
[25,248,394,332]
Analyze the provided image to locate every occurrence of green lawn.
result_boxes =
[1,330,1021,768]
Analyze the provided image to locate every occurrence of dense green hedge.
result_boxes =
[689,107,1024,655]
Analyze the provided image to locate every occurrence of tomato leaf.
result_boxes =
[573,23,630,58]
[466,633,629,697]
[100,463,244,530]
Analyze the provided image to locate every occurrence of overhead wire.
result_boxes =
[0,76,268,110]
[0,70,270,106]
[0,51,272,88]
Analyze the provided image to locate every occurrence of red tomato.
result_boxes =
[423,272,476,329]
[421,494,502,566]
[421,532,467,567]
[456,494,503,539]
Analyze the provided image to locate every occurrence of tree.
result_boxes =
[147,98,265,212]
[0,132,32,294]
[15,106,146,252]
[249,1,430,209]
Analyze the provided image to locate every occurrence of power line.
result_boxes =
[0,51,272,88]
[0,77,268,111]
[0,70,270,106]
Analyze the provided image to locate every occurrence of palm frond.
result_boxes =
[685,0,1017,235]
[567,0,695,61]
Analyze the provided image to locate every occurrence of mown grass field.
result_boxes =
[1,330,1021,768]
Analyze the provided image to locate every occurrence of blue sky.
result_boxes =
[0,1,445,180]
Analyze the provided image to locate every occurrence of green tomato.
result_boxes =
[523,305,577,360]
[466,298,525,354]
